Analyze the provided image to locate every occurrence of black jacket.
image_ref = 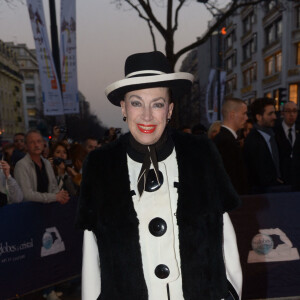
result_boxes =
[275,123,300,186]
[214,127,248,195]
[77,130,240,300]
[243,128,278,191]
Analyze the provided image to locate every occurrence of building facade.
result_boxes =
[8,43,43,131]
[0,40,25,142]
[182,0,300,127]
[224,0,300,108]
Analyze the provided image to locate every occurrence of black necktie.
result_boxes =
[288,128,293,145]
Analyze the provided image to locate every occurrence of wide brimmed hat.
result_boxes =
[105,51,194,106]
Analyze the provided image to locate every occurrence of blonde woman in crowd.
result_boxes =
[208,120,222,140]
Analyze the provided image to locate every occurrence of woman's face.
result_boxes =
[121,87,174,145]
[54,145,67,160]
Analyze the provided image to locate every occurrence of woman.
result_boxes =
[49,142,77,197]
[208,120,222,140]
[77,51,242,300]
[68,144,88,187]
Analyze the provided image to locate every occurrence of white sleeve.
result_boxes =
[223,212,243,299]
[82,230,101,300]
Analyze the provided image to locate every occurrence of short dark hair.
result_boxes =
[14,132,25,138]
[221,98,245,120]
[250,97,275,122]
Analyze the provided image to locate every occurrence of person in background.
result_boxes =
[83,137,98,153]
[68,144,88,187]
[275,101,300,186]
[49,142,77,197]
[238,119,254,147]
[244,98,285,193]
[14,129,69,204]
[214,98,249,195]
[192,123,207,135]
[11,133,26,167]
[0,159,23,205]
[207,120,222,139]
[42,139,50,159]
[2,143,15,172]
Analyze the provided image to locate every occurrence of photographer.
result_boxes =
[49,142,77,197]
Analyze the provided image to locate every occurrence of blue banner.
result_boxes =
[229,192,300,299]
[0,198,82,299]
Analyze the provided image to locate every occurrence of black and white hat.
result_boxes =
[105,51,194,106]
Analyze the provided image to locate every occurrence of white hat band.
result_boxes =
[126,70,166,78]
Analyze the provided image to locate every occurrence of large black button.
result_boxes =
[155,264,170,279]
[149,218,167,237]
[145,169,164,192]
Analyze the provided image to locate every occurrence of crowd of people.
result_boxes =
[0,126,122,299]
[208,98,300,195]
[0,126,123,207]
[1,90,298,300]
[1,98,298,206]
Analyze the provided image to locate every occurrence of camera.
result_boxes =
[53,157,73,167]
[53,157,64,166]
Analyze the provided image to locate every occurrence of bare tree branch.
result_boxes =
[173,0,186,33]
[136,0,167,38]
[123,0,158,50]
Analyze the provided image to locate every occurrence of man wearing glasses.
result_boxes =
[275,101,300,187]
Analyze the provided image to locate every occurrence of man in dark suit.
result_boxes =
[275,101,300,187]
[243,98,285,193]
[214,98,249,194]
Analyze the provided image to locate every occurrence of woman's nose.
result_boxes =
[142,107,153,121]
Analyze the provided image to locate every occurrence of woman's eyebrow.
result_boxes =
[152,97,166,102]
[128,95,143,100]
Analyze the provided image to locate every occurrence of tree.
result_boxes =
[113,0,286,70]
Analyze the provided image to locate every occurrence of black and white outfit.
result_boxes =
[76,51,242,300]
[77,131,242,300]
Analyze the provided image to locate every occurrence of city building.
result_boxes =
[7,43,43,131]
[181,0,300,127]
[0,40,25,142]
[223,0,300,109]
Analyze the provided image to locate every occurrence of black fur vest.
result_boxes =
[77,130,240,300]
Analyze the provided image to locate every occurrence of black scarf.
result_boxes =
[127,128,174,196]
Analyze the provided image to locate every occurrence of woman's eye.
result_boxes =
[131,101,141,107]
[153,102,164,108]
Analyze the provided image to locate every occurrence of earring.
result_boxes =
[123,116,127,122]
[167,118,171,123]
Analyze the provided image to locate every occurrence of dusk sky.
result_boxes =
[0,0,227,132]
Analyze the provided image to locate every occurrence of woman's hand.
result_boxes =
[0,160,11,179]
[66,166,78,177]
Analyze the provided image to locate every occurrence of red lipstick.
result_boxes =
[137,124,157,134]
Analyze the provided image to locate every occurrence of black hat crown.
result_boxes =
[125,51,173,78]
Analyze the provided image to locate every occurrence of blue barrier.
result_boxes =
[0,198,83,300]
[229,192,300,299]
[1,193,300,299]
